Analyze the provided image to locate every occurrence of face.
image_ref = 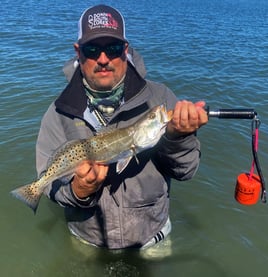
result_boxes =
[74,37,128,91]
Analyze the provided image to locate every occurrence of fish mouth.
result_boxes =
[160,105,173,123]
[167,109,173,121]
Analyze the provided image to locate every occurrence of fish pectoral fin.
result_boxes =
[116,156,133,174]
[133,152,139,165]
[130,145,139,165]
[116,146,139,174]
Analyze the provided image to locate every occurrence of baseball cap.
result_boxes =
[77,5,128,45]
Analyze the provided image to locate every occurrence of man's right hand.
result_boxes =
[71,160,109,199]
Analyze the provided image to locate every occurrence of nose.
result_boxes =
[97,51,110,65]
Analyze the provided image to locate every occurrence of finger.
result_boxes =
[173,100,191,127]
[188,102,199,123]
[195,100,206,108]
[180,101,199,129]
[75,161,93,178]
[198,108,209,125]
[84,164,108,184]
[171,100,190,129]
[84,166,99,184]
[179,101,190,126]
[98,164,109,180]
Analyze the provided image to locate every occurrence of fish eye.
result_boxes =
[149,112,156,119]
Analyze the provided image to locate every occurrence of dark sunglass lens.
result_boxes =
[82,45,100,59]
[106,44,124,58]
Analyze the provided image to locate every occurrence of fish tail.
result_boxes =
[10,181,44,213]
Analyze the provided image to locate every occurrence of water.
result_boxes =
[1,0,268,276]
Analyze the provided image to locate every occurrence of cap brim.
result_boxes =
[79,34,128,45]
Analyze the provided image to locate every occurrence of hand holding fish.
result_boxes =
[166,100,208,138]
[71,161,109,199]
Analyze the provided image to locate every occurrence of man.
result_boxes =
[37,4,208,250]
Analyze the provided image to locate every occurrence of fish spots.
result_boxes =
[11,105,168,212]
[21,182,39,202]
[89,140,98,148]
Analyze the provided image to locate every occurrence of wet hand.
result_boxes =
[71,160,109,199]
[166,100,208,138]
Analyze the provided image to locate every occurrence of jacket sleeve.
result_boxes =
[154,132,201,181]
[148,82,201,181]
[36,103,97,208]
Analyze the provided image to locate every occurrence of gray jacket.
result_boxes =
[36,56,201,249]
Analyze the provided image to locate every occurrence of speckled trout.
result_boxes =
[11,105,172,213]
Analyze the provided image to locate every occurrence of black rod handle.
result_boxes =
[207,107,257,119]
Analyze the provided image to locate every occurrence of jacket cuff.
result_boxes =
[160,132,198,153]
[69,182,98,208]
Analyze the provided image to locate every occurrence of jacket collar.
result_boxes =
[55,62,147,119]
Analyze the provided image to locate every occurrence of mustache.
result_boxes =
[94,65,115,73]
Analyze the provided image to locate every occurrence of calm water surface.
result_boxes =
[1,0,268,276]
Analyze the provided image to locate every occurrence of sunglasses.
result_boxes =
[80,42,126,60]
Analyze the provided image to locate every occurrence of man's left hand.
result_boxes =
[166,100,208,139]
